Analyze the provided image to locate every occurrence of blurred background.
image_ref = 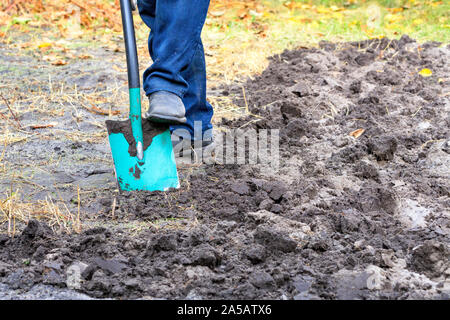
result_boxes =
[0,0,448,81]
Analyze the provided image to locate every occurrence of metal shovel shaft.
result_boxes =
[120,0,144,160]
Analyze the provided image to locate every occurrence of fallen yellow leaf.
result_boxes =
[388,7,404,13]
[384,13,403,24]
[52,59,68,66]
[350,129,365,139]
[316,6,331,14]
[418,68,432,77]
[78,54,93,60]
[38,42,52,49]
[44,55,68,66]
[52,59,67,66]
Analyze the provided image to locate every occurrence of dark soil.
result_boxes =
[1,35,449,299]
[105,119,167,157]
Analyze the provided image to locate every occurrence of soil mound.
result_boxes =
[1,36,449,299]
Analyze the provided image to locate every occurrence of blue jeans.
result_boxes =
[137,0,214,141]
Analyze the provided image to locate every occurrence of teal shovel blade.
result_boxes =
[107,128,180,192]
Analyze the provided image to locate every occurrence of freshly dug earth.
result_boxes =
[1,36,449,299]
[105,119,166,157]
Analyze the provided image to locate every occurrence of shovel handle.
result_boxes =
[120,0,140,89]
[120,0,144,160]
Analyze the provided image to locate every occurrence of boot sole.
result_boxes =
[146,114,187,125]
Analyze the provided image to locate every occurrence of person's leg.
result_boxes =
[170,39,213,142]
[137,0,213,140]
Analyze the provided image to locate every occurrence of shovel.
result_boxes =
[105,0,179,192]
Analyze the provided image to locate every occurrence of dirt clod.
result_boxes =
[254,225,298,253]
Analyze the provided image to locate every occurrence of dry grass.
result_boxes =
[0,189,82,237]
[0,76,125,236]
[0,78,128,145]
[207,95,243,123]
